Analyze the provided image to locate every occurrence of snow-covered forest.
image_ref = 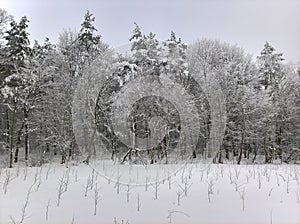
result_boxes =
[1,9,299,167]
[0,8,300,224]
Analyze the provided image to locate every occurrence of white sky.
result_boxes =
[0,0,299,62]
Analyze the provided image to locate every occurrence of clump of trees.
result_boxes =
[188,40,300,164]
[0,9,109,167]
[0,8,299,168]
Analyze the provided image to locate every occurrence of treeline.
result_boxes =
[0,9,299,167]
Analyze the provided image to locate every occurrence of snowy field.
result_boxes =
[0,162,299,224]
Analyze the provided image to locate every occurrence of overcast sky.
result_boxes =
[1,0,299,62]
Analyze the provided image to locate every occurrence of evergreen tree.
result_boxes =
[5,16,31,71]
[129,23,161,74]
[78,10,103,66]
[163,31,188,80]
[256,42,293,163]
[51,12,109,163]
[257,42,284,91]
[0,16,31,167]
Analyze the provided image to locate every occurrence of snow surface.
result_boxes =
[0,163,299,224]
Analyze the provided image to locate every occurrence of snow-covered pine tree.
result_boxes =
[162,31,188,84]
[51,12,110,164]
[0,16,32,167]
[78,10,103,67]
[256,42,287,163]
[5,16,31,72]
[129,23,161,75]
[257,42,284,91]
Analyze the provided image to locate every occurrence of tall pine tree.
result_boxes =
[257,41,284,91]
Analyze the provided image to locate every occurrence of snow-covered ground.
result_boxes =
[0,162,299,224]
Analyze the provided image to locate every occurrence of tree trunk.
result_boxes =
[243,144,247,158]
[9,106,16,168]
[192,150,197,159]
[237,107,245,165]
[14,142,19,163]
[14,122,24,163]
[252,143,258,163]
[61,152,66,164]
[205,119,211,158]
[84,128,97,164]
[277,126,283,163]
[225,145,229,159]
[6,108,10,144]
[24,108,29,161]
[164,127,169,164]
[68,140,73,158]
[232,140,238,156]
[263,136,269,163]
[53,143,57,155]
[111,139,115,161]
[218,150,223,163]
